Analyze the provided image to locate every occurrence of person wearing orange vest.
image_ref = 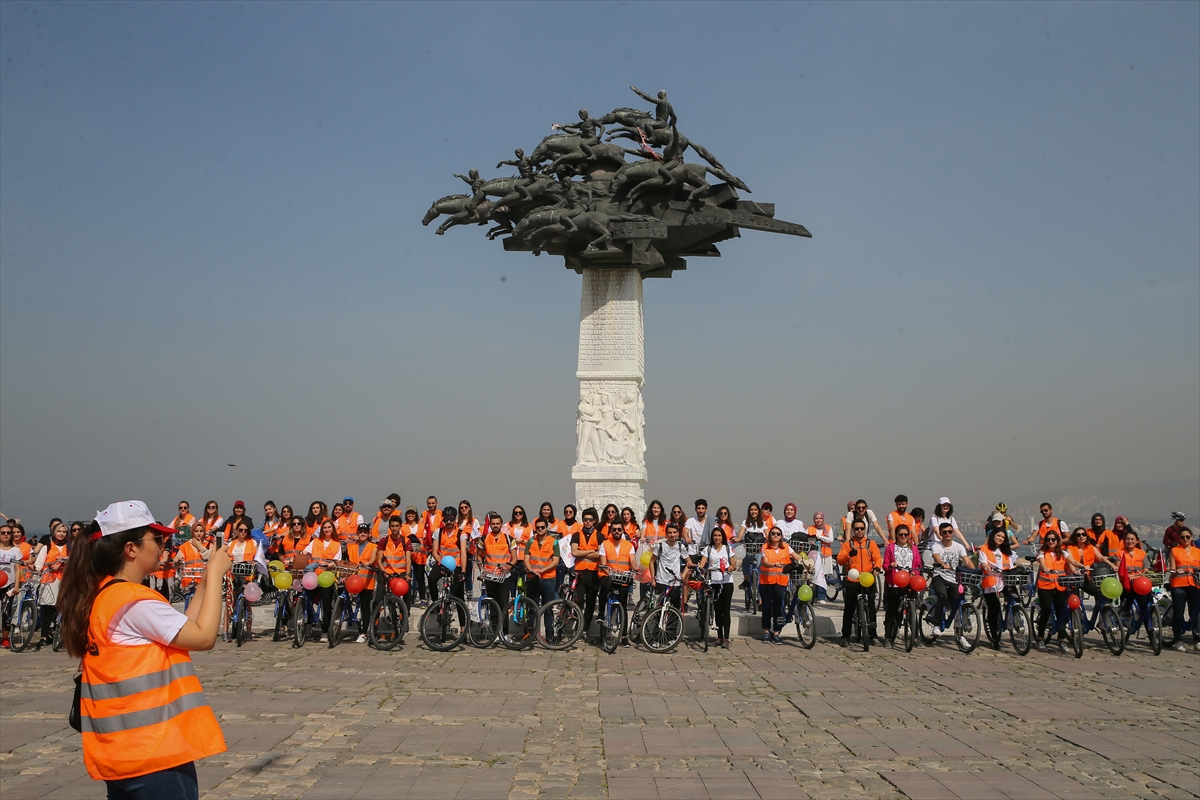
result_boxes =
[1166,526,1199,651]
[1088,513,1120,559]
[304,520,343,643]
[761,527,806,644]
[837,518,883,645]
[170,502,196,537]
[223,521,267,640]
[0,524,24,648]
[534,503,569,538]
[808,512,836,601]
[217,501,253,549]
[398,506,427,605]
[369,499,396,543]
[480,513,516,615]
[260,501,283,552]
[1023,502,1069,548]
[886,495,915,546]
[59,500,230,798]
[34,522,70,647]
[571,508,604,640]
[562,504,582,537]
[279,517,312,565]
[173,525,212,597]
[1034,529,1085,650]
[524,519,561,609]
[346,524,378,642]
[977,523,1015,650]
[334,497,364,541]
[598,526,636,646]
[1117,529,1155,642]
[429,507,466,618]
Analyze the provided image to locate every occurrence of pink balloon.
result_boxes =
[301,572,319,590]
[243,582,263,603]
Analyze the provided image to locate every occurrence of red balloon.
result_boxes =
[909,574,928,592]
[0,571,8,589]
[345,575,366,595]
[1067,594,1082,610]
[389,577,409,597]
[892,570,911,589]
[1132,576,1152,596]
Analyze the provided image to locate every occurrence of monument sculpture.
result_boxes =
[424,87,810,512]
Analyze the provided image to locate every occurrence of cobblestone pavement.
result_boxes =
[2,607,1197,800]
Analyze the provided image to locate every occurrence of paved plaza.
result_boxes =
[2,609,1197,800]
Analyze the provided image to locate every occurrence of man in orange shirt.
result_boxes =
[335,497,364,540]
[420,496,443,554]
[837,519,883,645]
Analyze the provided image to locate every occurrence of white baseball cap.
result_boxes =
[94,501,175,538]
[938,496,951,505]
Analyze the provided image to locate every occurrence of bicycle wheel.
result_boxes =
[698,594,710,653]
[1009,605,1032,656]
[955,602,980,653]
[368,598,400,650]
[796,602,816,649]
[1099,604,1125,656]
[901,597,916,653]
[500,596,539,650]
[918,598,939,646]
[855,594,870,651]
[628,595,651,645]
[467,597,501,648]
[1070,607,1084,658]
[233,597,246,648]
[273,597,288,642]
[292,599,308,648]
[328,596,345,648]
[419,597,468,651]
[825,573,840,602]
[536,598,583,650]
[1149,606,1163,655]
[641,605,683,653]
[601,601,624,654]
[11,598,36,652]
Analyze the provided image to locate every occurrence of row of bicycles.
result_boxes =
[3,567,65,652]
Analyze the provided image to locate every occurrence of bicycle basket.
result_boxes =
[743,542,763,555]
[1148,572,1166,587]
[1090,562,1116,579]
[230,562,255,577]
[481,570,510,583]
[956,570,983,588]
[608,569,635,585]
[1058,574,1085,589]
[180,566,206,581]
[790,537,817,553]
[1001,570,1031,588]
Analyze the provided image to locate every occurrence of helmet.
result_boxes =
[442,506,459,522]
[1171,511,1186,522]
[995,502,1008,514]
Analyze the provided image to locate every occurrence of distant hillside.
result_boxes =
[957,478,1198,531]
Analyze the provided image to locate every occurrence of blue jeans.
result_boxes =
[1170,585,1200,641]
[107,762,197,800]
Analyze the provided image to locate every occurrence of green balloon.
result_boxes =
[317,570,336,588]
[797,584,813,603]
[1100,576,1122,600]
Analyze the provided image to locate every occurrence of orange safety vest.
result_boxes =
[573,530,600,572]
[1066,543,1096,569]
[759,544,792,586]
[305,518,328,538]
[563,521,582,537]
[334,515,360,541]
[80,579,226,780]
[504,523,532,552]
[1038,552,1067,590]
[176,541,207,588]
[41,543,69,583]
[309,538,341,572]
[421,510,443,551]
[482,532,513,573]
[369,513,391,541]
[887,511,915,537]
[403,523,427,564]
[170,513,196,530]
[525,536,557,578]
[225,539,258,563]
[438,527,462,570]
[1170,545,1199,588]
[280,534,311,559]
[837,539,882,577]
[1037,517,1064,541]
[152,541,175,581]
[380,536,408,576]
[1122,547,1146,575]
[808,525,833,557]
[641,521,666,549]
[600,538,634,576]
[346,542,377,590]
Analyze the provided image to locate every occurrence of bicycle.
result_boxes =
[919,569,982,653]
[1086,563,1125,656]
[468,568,505,648]
[628,578,658,646]
[741,534,763,612]
[173,566,205,612]
[368,568,410,650]
[786,561,818,649]
[327,564,365,648]
[990,570,1034,656]
[501,569,540,650]
[534,575,584,651]
[224,562,256,647]
[847,574,876,652]
[600,570,634,653]
[291,571,320,648]
[1120,571,1164,655]
[640,579,684,653]
[419,571,468,651]
[9,570,47,652]
[1032,573,1086,657]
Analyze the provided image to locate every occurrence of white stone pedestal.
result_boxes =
[572,268,646,513]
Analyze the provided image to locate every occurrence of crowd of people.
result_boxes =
[1,495,1197,653]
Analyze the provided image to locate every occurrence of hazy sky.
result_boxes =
[2,1,1197,529]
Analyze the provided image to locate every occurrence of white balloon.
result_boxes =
[846,568,860,582]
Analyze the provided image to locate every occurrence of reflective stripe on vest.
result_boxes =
[483,534,512,571]
[1171,546,1199,588]
[382,538,407,575]
[347,542,378,589]
[81,579,225,780]
[574,531,599,571]
[439,529,461,569]
[41,543,68,583]
[1038,552,1067,590]
[526,537,556,578]
[759,545,790,585]
[600,539,633,575]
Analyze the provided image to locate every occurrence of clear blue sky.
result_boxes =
[2,1,1197,529]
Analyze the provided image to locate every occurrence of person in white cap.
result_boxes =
[57,501,231,799]
[929,497,971,551]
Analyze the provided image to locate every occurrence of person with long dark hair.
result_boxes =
[58,501,230,798]
[697,526,737,647]
[978,522,1015,649]
[1034,531,1085,651]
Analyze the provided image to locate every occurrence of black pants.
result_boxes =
[429,563,466,624]
[598,577,631,637]
[307,585,334,632]
[1036,587,1067,639]
[105,761,198,800]
[711,582,734,639]
[410,561,428,600]
[575,569,600,631]
[484,579,510,618]
[1121,590,1154,637]
[841,582,877,639]
[883,585,904,641]
[929,576,956,628]
[39,604,56,640]
[357,588,374,626]
[1171,585,1200,642]
[760,583,786,634]
[983,592,1002,643]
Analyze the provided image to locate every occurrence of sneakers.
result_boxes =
[772,633,782,645]
[1171,641,1185,652]
[1057,640,1067,653]
[762,632,771,643]
[355,634,367,644]
[839,636,849,648]
[1034,640,1046,651]
[620,637,631,648]
[883,639,894,649]
[721,638,730,649]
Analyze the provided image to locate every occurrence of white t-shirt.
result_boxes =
[929,541,968,583]
[684,517,709,555]
[654,540,686,585]
[108,599,189,646]
[929,515,958,534]
[777,518,806,542]
[701,545,735,583]
[741,520,768,542]
[0,545,23,586]
[228,540,269,574]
